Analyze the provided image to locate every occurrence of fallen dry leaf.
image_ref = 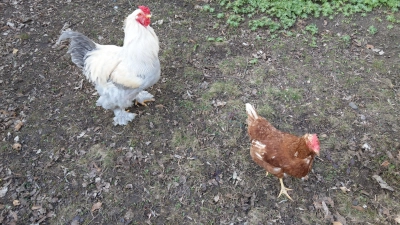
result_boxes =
[12,200,20,206]
[395,215,400,224]
[14,120,23,131]
[91,202,102,212]
[340,186,350,193]
[382,207,390,217]
[322,201,331,219]
[213,195,220,203]
[323,197,335,207]
[352,205,364,211]
[31,205,42,210]
[381,160,390,167]
[366,44,374,49]
[333,222,343,225]
[12,48,18,55]
[372,175,394,191]
[212,100,226,107]
[335,212,347,225]
[0,186,8,198]
[12,143,21,151]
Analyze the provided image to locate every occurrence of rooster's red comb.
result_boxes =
[138,6,151,15]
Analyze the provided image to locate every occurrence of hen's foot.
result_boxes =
[278,178,293,201]
[113,109,136,126]
[135,91,155,106]
[301,175,309,181]
[266,172,269,176]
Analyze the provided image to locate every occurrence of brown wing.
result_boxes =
[248,118,315,178]
[250,139,285,178]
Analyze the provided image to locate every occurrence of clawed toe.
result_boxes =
[135,91,155,106]
[135,99,155,106]
[278,178,293,201]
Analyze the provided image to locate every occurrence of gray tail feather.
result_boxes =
[57,31,96,68]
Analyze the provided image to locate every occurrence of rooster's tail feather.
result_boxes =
[245,103,259,122]
[57,31,96,68]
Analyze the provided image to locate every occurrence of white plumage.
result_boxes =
[58,6,160,125]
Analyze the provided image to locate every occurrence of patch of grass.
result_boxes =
[171,130,199,151]
[207,37,225,42]
[248,64,270,85]
[368,25,378,35]
[20,33,30,40]
[1,144,8,152]
[202,4,215,13]
[211,0,400,32]
[329,115,353,134]
[218,56,247,76]
[305,24,318,35]
[179,100,195,111]
[226,14,244,27]
[249,17,282,31]
[50,203,91,224]
[78,144,116,169]
[341,34,351,45]
[267,87,303,103]
[336,192,378,222]
[249,58,258,65]
[202,81,241,100]
[371,59,385,71]
[255,103,275,118]
[344,76,363,87]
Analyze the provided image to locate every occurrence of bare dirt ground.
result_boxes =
[1,0,400,224]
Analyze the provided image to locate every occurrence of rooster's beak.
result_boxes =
[146,14,151,18]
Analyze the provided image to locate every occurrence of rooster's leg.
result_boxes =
[278,178,293,201]
[266,172,269,176]
[135,91,155,106]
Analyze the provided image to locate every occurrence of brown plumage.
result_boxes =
[245,103,320,200]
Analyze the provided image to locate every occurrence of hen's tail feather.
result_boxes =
[245,103,259,121]
[57,31,96,68]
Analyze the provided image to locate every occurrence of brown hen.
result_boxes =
[245,103,320,200]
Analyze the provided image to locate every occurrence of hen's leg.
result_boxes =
[278,178,293,201]
[135,91,155,106]
[113,108,136,126]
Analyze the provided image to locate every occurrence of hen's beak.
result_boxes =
[146,14,152,18]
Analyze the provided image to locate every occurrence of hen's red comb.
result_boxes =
[138,6,151,15]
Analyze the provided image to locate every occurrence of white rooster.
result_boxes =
[57,6,160,125]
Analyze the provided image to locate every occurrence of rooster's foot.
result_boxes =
[135,91,155,106]
[135,99,154,106]
[113,109,136,126]
[278,178,293,201]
